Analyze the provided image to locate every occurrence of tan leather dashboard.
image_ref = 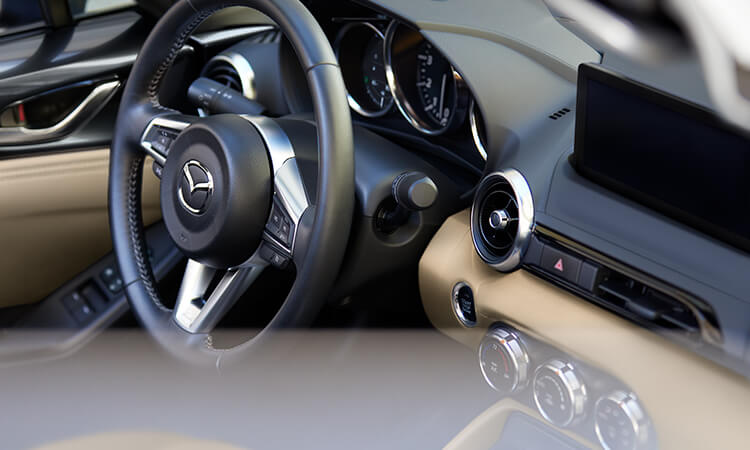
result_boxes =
[419,210,749,449]
[0,149,161,308]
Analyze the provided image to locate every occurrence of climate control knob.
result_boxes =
[595,391,650,450]
[532,359,587,427]
[478,327,530,394]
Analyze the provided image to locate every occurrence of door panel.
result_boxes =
[0,149,160,307]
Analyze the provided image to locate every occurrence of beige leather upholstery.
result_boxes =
[419,210,750,449]
[33,431,244,450]
[445,399,593,449]
[0,149,161,307]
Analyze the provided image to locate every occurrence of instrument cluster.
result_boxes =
[332,18,487,161]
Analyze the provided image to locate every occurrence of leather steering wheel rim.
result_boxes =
[108,0,353,365]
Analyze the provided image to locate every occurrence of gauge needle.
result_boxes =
[438,74,447,120]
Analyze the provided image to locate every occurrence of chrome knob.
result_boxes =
[488,209,510,230]
[595,391,650,450]
[478,327,530,394]
[532,359,588,427]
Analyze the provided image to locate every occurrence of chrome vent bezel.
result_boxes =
[471,169,534,272]
[200,52,256,99]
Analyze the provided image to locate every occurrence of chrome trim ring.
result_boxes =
[469,99,488,160]
[384,21,467,136]
[201,52,256,99]
[532,359,588,427]
[334,22,394,118]
[451,282,477,327]
[594,391,650,450]
[478,327,530,394]
[198,51,257,117]
[471,169,535,272]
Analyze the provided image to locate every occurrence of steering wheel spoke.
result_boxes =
[140,114,196,166]
[173,257,267,333]
[241,116,310,258]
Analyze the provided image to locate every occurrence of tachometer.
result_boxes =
[415,41,455,128]
[385,22,468,135]
[334,22,393,117]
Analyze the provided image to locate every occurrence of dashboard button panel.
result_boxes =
[541,245,582,284]
[476,323,654,449]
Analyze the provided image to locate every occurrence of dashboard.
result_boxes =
[159,0,750,448]
[187,4,489,189]
[1,1,749,449]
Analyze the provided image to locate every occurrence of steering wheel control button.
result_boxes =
[533,359,588,427]
[452,282,477,327]
[145,125,178,155]
[595,391,650,450]
[478,326,530,394]
[160,115,272,268]
[152,160,163,179]
[266,201,295,248]
[260,243,289,269]
[541,246,582,284]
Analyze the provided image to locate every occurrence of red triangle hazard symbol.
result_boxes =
[554,258,564,272]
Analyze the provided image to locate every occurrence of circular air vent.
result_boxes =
[206,63,242,92]
[200,52,254,98]
[471,169,534,272]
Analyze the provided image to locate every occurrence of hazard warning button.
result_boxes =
[540,246,582,284]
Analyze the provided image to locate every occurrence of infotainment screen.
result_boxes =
[573,63,750,252]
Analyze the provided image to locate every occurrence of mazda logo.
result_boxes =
[178,160,214,215]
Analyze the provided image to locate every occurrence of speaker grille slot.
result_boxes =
[548,107,571,120]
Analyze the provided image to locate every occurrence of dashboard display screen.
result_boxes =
[574,64,750,252]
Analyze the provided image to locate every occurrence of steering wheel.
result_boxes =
[108,0,353,364]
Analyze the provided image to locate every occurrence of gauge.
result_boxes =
[334,22,393,117]
[595,391,651,450]
[532,359,587,427]
[469,99,488,160]
[478,326,529,394]
[385,22,469,135]
[415,40,455,128]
